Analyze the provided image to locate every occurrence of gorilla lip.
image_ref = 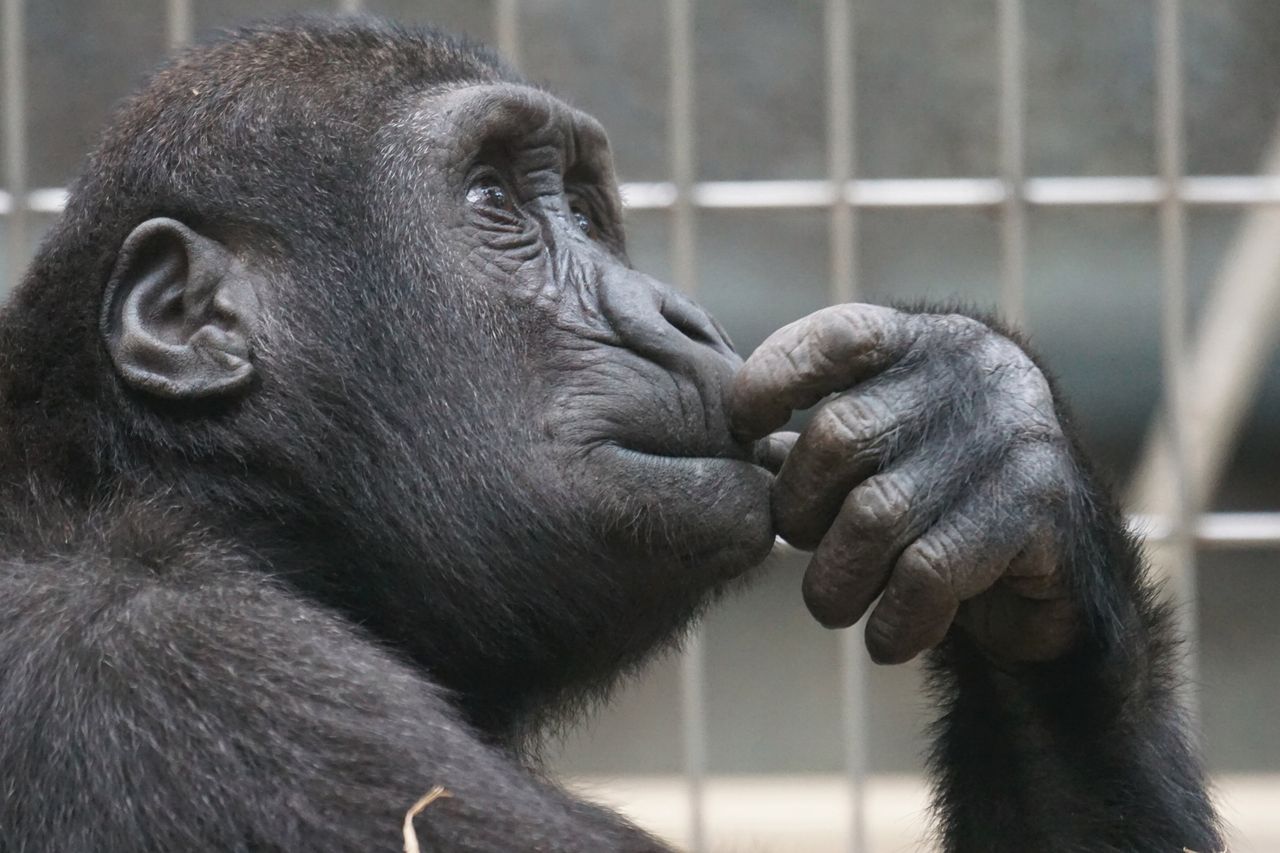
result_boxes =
[603,431,756,466]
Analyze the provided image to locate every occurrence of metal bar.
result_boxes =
[1133,513,1280,549]
[2,0,27,295]
[851,178,1007,208]
[677,628,707,853]
[668,0,697,297]
[666,0,705,850]
[826,0,857,305]
[630,176,1280,211]
[1177,175,1280,205]
[1024,176,1164,206]
[1154,0,1200,692]
[824,2,865,849]
[775,510,1280,557]
[495,0,520,71]
[0,188,65,214]
[11,176,1280,218]
[166,0,193,51]
[998,0,1027,326]
[697,180,837,209]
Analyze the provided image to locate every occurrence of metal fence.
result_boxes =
[3,1,1280,851]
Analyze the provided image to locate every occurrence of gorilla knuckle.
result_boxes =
[843,474,910,533]
[815,394,891,450]
[828,303,896,349]
[929,313,991,347]
[1003,438,1073,498]
[897,539,953,594]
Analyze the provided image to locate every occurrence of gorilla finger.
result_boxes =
[753,431,799,475]
[773,372,930,549]
[728,304,916,441]
[864,551,957,665]
[801,458,939,629]
[863,473,1050,664]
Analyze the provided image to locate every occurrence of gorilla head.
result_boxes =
[0,19,772,732]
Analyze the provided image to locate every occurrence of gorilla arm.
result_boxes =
[0,555,668,853]
[731,305,1222,853]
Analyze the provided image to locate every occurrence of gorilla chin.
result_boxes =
[588,441,776,578]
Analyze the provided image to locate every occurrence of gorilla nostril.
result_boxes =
[659,297,728,352]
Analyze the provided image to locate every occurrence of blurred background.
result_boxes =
[3,1,1279,850]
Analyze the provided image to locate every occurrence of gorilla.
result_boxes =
[0,17,1219,853]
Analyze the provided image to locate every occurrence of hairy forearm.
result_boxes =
[927,505,1222,853]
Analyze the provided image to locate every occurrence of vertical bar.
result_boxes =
[668,0,697,297]
[495,0,521,71]
[998,0,1027,326]
[2,0,27,296]
[678,628,707,853]
[166,0,193,52]
[667,1,704,849]
[825,2,865,852]
[827,0,857,305]
[1154,0,1199,690]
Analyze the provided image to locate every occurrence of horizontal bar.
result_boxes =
[9,176,1280,218]
[622,176,1280,211]
[696,180,835,208]
[773,512,1280,558]
[1181,175,1280,205]
[0,187,65,214]
[1135,512,1280,549]
[856,178,1006,207]
[1024,176,1163,205]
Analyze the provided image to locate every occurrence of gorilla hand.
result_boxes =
[730,304,1084,665]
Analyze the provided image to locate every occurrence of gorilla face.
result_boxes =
[368,83,776,577]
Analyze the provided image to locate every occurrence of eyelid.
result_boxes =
[465,164,509,192]
[566,186,606,227]
[465,165,522,216]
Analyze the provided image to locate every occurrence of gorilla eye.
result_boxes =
[568,197,598,239]
[465,174,517,214]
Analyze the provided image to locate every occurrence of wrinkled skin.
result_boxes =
[733,306,1079,665]
[407,83,775,578]
[0,20,1219,853]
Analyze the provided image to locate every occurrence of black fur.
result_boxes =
[925,407,1221,851]
[0,16,1220,853]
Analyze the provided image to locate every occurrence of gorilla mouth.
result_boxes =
[605,432,757,467]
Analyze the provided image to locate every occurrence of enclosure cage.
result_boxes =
[3,1,1280,851]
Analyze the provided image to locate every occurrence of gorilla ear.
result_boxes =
[102,217,261,400]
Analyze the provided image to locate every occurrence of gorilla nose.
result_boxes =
[657,289,737,356]
[599,271,738,368]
